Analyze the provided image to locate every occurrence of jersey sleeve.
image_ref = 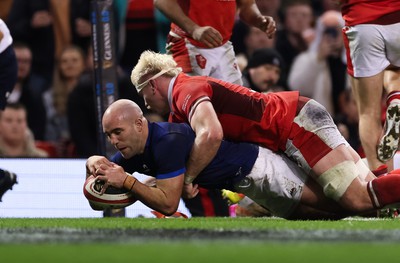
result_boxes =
[110,152,122,163]
[171,77,213,123]
[152,133,191,179]
[111,152,142,174]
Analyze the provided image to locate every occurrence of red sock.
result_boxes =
[386,91,400,105]
[368,174,400,208]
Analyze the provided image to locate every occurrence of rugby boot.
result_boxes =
[0,169,17,202]
[377,100,400,162]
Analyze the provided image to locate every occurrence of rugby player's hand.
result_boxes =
[192,26,223,48]
[182,183,199,199]
[258,16,276,39]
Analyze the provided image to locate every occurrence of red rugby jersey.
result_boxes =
[168,73,299,151]
[170,0,237,48]
[339,0,400,26]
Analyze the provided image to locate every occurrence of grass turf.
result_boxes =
[1,243,399,263]
[1,217,400,263]
[1,217,400,230]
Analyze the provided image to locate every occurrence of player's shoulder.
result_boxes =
[151,122,193,137]
[176,73,210,86]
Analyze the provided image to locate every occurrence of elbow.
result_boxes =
[207,128,223,146]
[159,203,179,216]
[162,209,178,217]
[195,127,223,151]
[214,129,224,141]
[209,133,223,150]
[156,196,180,216]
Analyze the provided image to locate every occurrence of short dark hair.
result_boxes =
[5,102,26,112]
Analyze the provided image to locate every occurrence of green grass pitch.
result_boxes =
[0,217,399,263]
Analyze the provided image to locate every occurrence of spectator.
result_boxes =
[233,22,276,61]
[0,103,48,158]
[43,45,86,157]
[309,0,341,16]
[242,48,286,93]
[275,0,314,73]
[6,0,91,85]
[335,89,362,156]
[288,10,347,116]
[67,45,150,158]
[9,42,47,140]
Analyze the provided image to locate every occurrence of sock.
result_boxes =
[386,91,400,105]
[371,164,387,177]
[367,173,400,208]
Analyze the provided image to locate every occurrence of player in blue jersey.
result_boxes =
[86,99,400,219]
[0,19,18,200]
[0,19,17,110]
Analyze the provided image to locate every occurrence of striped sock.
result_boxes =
[367,174,400,208]
[386,91,400,105]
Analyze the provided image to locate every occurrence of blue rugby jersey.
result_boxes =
[112,122,259,190]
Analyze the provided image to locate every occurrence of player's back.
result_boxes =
[112,122,195,177]
[170,73,299,151]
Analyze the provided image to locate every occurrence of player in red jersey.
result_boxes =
[154,0,276,85]
[338,0,400,173]
[131,50,400,215]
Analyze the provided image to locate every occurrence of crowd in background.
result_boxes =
[0,0,365,159]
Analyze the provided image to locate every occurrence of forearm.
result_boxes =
[184,135,221,184]
[124,175,182,216]
[94,160,182,215]
[237,1,265,29]
[154,0,198,36]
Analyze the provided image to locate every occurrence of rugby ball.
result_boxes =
[83,176,137,209]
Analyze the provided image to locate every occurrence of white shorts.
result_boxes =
[167,32,243,84]
[0,19,12,53]
[343,23,400,77]
[233,147,308,219]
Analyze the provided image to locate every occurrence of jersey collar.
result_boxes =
[167,75,178,115]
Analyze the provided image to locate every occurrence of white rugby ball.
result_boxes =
[83,176,137,209]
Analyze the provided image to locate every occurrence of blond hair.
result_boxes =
[130,50,182,88]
